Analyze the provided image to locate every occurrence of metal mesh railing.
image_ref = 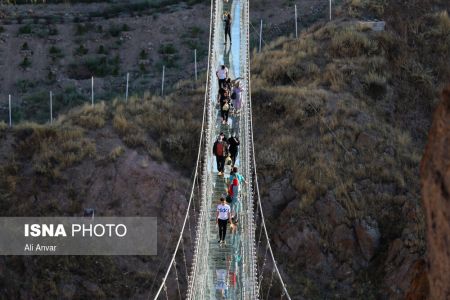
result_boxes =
[154,0,292,299]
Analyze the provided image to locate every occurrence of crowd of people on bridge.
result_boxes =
[216,65,243,125]
[213,60,247,246]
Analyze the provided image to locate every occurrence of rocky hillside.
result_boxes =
[0,79,203,298]
[0,0,211,124]
[0,0,329,125]
[420,85,450,300]
[251,1,449,299]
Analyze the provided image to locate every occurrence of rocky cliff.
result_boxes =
[421,85,450,300]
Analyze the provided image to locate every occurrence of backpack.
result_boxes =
[223,102,230,111]
[230,174,242,192]
[216,142,224,156]
[228,183,234,197]
[231,92,236,100]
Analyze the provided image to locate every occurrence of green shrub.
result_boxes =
[139,49,148,59]
[74,23,89,35]
[47,26,58,36]
[15,79,35,93]
[47,69,56,83]
[158,43,179,68]
[54,86,86,110]
[19,57,31,69]
[20,91,50,122]
[108,24,129,37]
[183,26,203,39]
[74,44,88,56]
[49,46,63,59]
[97,45,107,54]
[67,55,120,79]
[18,24,32,35]
[21,42,29,50]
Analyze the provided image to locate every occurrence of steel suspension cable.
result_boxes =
[147,224,176,297]
[152,0,214,296]
[181,240,189,285]
[186,0,217,297]
[173,260,182,300]
[247,20,292,300]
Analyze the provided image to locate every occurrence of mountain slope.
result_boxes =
[251,3,449,298]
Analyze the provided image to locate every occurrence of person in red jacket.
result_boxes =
[213,133,228,176]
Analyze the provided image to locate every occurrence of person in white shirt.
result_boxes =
[216,65,228,89]
[216,197,231,244]
[224,154,233,184]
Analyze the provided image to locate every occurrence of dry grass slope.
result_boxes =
[251,6,449,298]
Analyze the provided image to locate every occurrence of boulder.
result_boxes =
[82,281,105,298]
[332,224,356,259]
[281,226,325,267]
[268,178,297,207]
[314,193,346,226]
[355,132,378,150]
[335,262,353,281]
[354,219,380,261]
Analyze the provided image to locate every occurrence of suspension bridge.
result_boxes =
[153,0,291,298]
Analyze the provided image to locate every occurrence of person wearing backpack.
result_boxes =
[228,177,239,202]
[219,89,230,108]
[213,134,228,176]
[229,167,246,189]
[227,133,240,167]
[223,78,232,93]
[221,98,230,125]
[224,154,233,184]
[228,177,240,220]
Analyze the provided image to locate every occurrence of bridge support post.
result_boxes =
[161,65,165,97]
[91,76,94,107]
[125,72,129,103]
[194,49,198,81]
[329,0,332,21]
[259,19,263,52]
[295,4,298,38]
[50,91,53,124]
[8,94,12,128]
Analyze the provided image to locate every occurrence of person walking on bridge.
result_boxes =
[231,81,243,114]
[216,65,228,89]
[217,197,231,244]
[224,13,232,45]
[213,133,228,176]
[228,133,240,167]
[229,167,247,188]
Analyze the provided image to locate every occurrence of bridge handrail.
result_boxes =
[152,0,215,298]
[246,34,293,300]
